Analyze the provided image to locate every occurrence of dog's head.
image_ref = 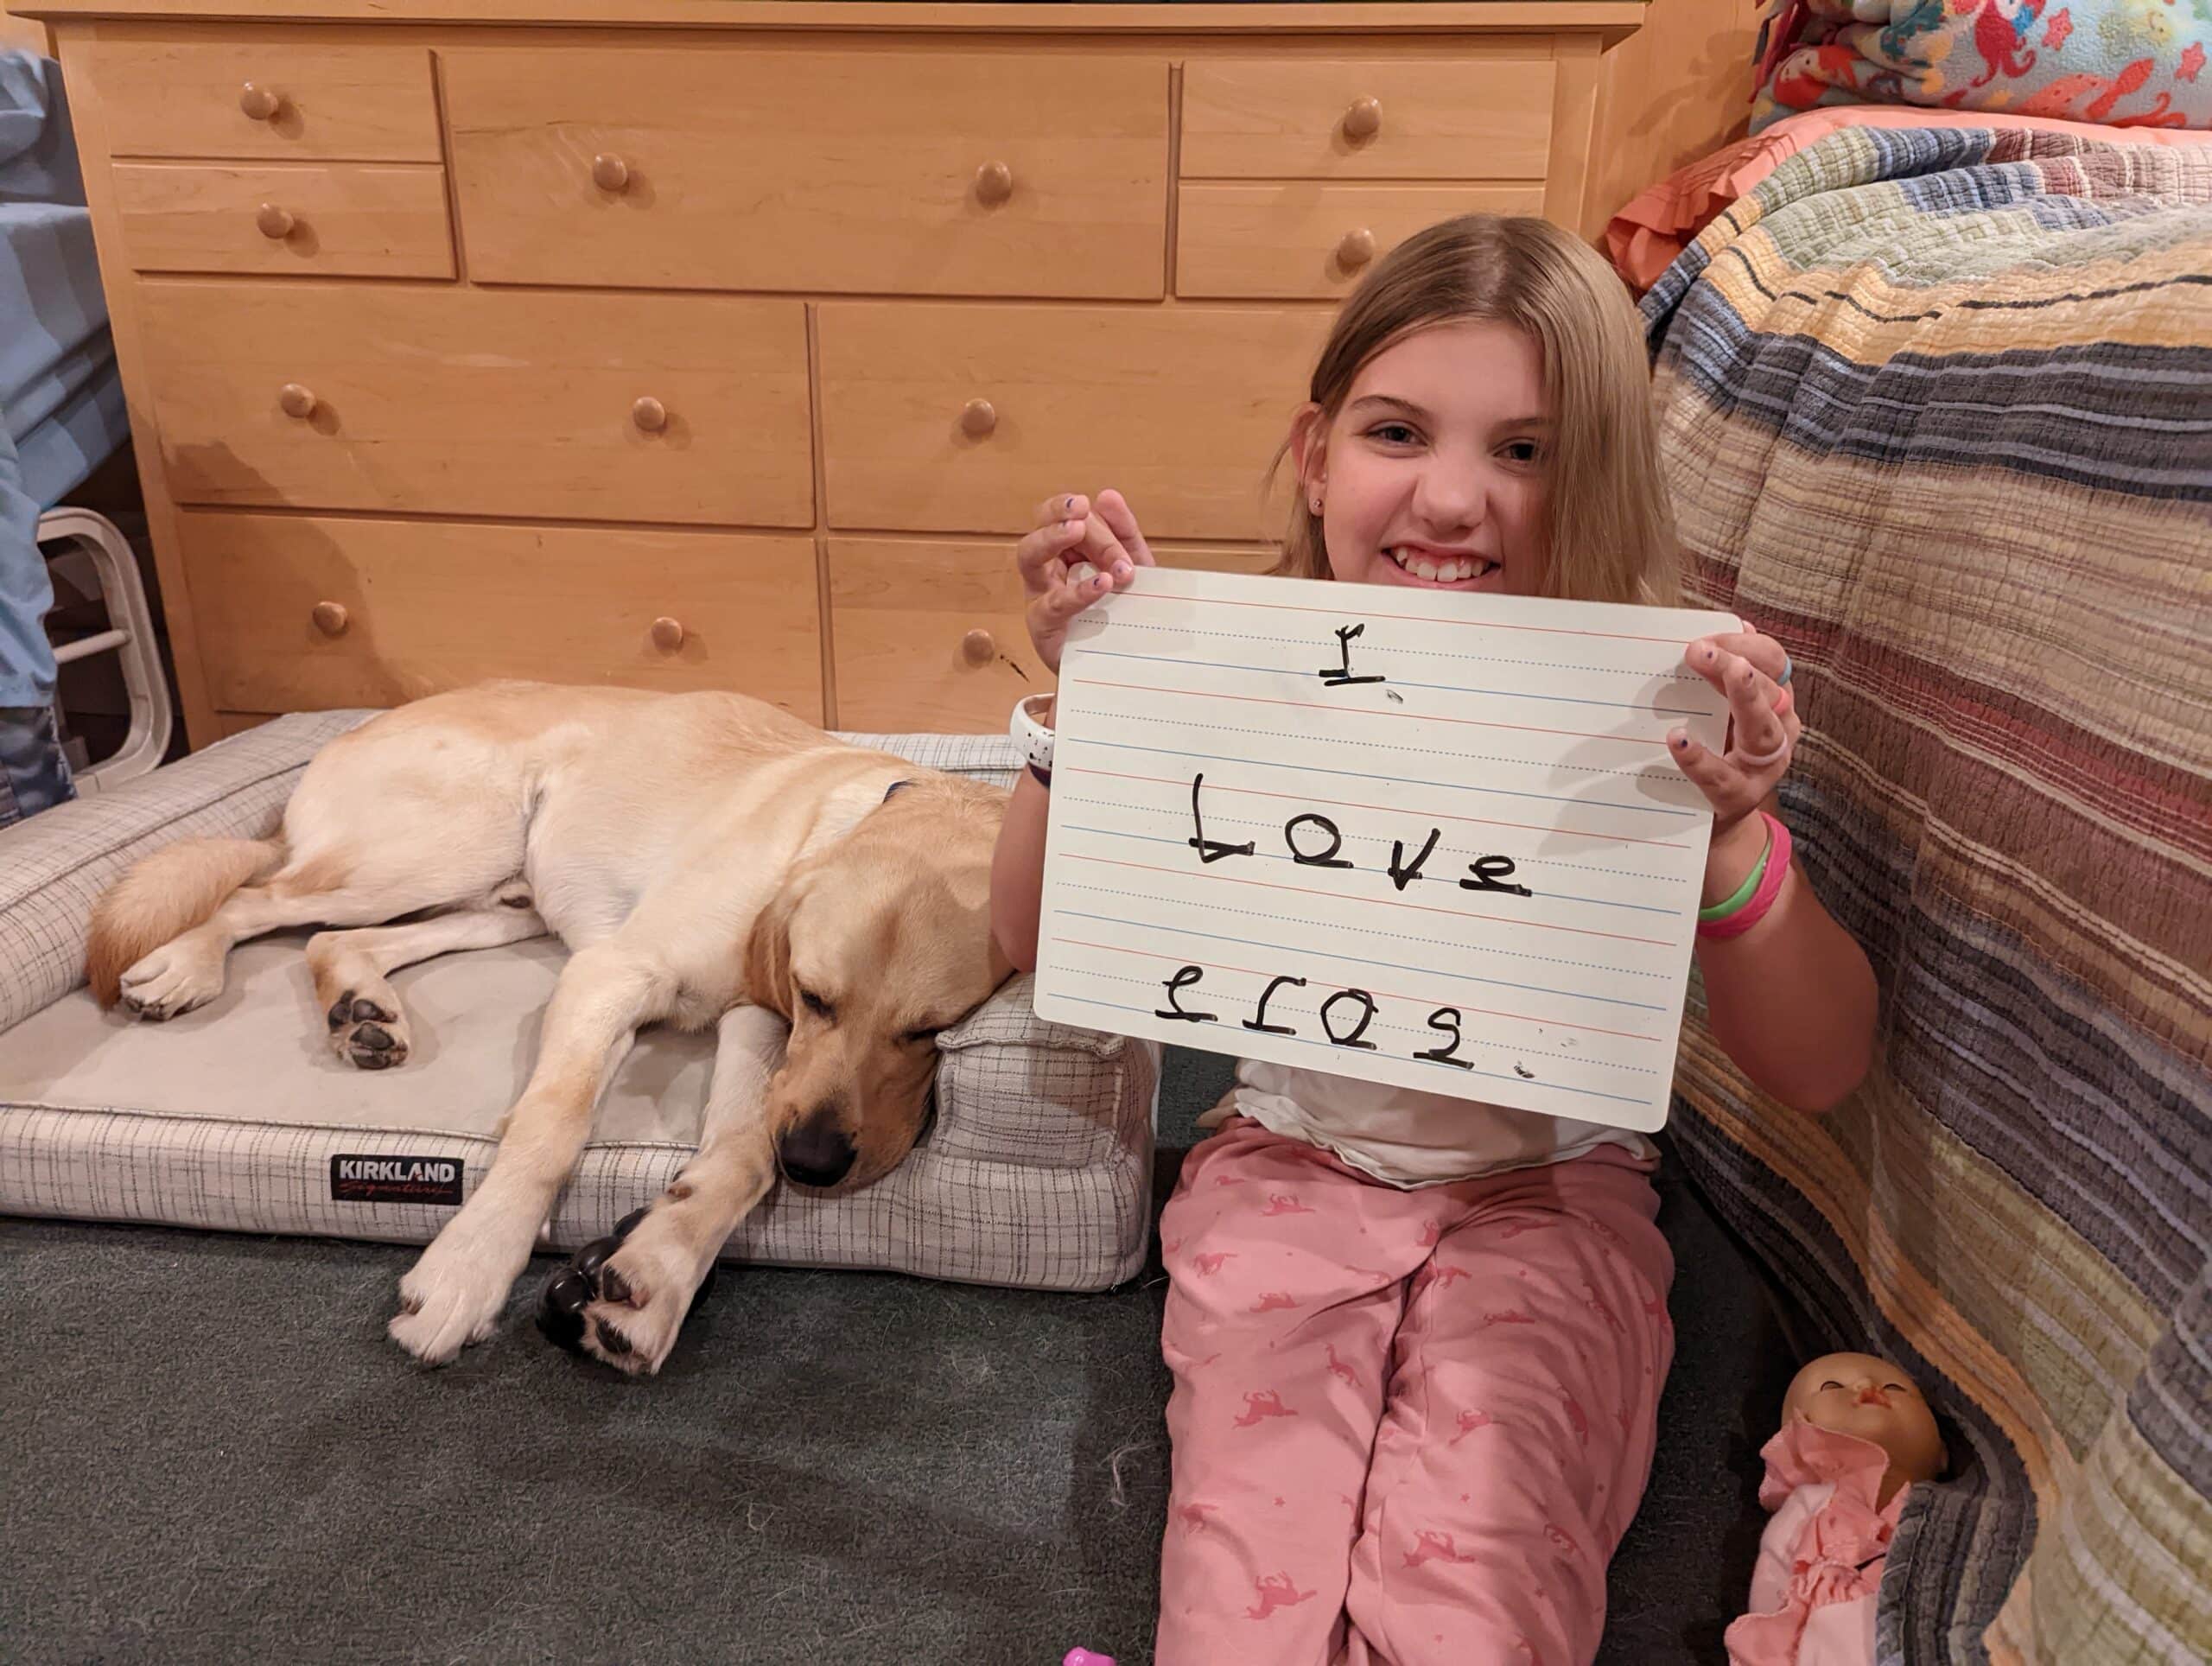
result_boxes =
[744,773,1014,1190]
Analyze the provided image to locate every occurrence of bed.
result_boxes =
[1637,118,2212,1663]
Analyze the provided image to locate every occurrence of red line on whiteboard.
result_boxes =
[1052,937,1664,1044]
[1065,854,1676,947]
[1114,590,1698,644]
[1083,679,1671,747]
[1080,768,1696,850]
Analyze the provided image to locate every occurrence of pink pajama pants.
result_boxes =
[1154,1116,1676,1666]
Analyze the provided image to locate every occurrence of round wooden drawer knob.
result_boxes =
[632,396,668,433]
[257,203,296,239]
[592,153,632,193]
[310,601,349,637]
[974,160,1014,207]
[239,82,283,122]
[1337,226,1377,270]
[1342,97,1382,142]
[961,627,995,666]
[650,616,686,652]
[279,383,318,419]
[960,397,997,438]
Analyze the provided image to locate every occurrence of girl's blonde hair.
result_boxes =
[1267,213,1679,607]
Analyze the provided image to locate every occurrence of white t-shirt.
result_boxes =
[1203,1057,1658,1189]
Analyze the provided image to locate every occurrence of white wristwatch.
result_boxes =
[1009,692,1056,785]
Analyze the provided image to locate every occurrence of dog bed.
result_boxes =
[0,709,1157,1291]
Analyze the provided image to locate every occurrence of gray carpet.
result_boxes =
[0,1048,1794,1665]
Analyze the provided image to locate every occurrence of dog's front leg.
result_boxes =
[388,944,673,1365]
[538,1004,787,1375]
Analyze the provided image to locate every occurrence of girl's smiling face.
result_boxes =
[1294,319,1552,596]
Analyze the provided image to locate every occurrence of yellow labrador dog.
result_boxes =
[85,681,1013,1371]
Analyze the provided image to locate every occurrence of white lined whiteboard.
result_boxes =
[1030,565,1738,1133]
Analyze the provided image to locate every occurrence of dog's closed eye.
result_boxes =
[799,987,835,1021]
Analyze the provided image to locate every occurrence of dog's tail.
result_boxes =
[86,837,284,1008]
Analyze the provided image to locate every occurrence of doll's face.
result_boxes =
[1784,1353,1946,1486]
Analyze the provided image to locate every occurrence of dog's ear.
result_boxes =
[744,885,796,1016]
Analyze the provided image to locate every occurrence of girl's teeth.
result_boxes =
[1391,547,1484,582]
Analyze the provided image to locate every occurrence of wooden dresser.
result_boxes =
[26,0,1643,747]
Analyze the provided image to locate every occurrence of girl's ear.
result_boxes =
[1288,403,1328,498]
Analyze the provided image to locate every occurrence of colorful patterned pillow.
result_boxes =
[1749,0,2212,131]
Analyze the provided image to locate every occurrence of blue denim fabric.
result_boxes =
[0,702,73,825]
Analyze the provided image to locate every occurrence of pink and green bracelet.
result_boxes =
[1697,811,1792,940]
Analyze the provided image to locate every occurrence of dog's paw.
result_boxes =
[537,1207,716,1377]
[118,942,226,1022]
[388,1231,518,1366]
[327,990,411,1071]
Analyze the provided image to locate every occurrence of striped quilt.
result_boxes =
[1641,126,2211,1664]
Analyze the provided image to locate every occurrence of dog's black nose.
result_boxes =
[779,1114,855,1188]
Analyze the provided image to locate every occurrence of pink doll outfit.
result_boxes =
[1725,1420,1908,1666]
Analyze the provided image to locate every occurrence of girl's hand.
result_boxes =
[1014,488,1155,675]
[1669,626,1799,832]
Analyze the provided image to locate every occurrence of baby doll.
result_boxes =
[1726,1352,1947,1666]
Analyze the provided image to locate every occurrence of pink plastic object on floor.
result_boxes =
[1063,1651,1116,1665]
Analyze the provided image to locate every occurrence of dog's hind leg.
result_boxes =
[538,1004,787,1375]
[307,890,548,1070]
[113,855,505,1024]
[113,872,401,1023]
[114,769,534,1023]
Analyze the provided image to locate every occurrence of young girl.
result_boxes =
[991,215,1878,1666]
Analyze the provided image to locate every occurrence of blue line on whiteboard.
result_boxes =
[1079,647,1708,717]
[1066,736,1700,818]
[1059,880,1672,980]
[1058,826,1686,917]
[1054,908,1672,1011]
[1047,995,1655,1109]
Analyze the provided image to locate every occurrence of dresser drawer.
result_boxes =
[1179,58,1555,181]
[80,39,440,162]
[139,283,812,526]
[1177,181,1544,299]
[442,48,1168,298]
[113,162,454,279]
[181,512,823,718]
[818,303,1330,542]
[830,537,1276,732]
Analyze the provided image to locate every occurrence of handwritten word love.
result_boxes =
[1186,774,1534,899]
